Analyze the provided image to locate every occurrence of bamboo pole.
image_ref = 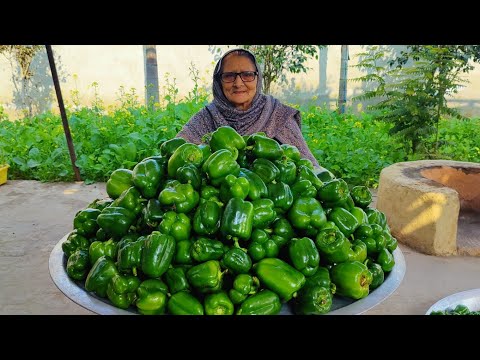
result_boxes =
[46,45,81,181]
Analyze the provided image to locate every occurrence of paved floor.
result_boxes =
[1,180,479,315]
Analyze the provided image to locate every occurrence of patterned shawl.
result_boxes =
[176,48,319,166]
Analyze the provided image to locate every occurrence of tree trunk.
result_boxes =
[319,46,328,107]
[338,45,349,114]
[143,45,159,110]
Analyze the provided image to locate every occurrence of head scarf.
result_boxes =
[176,48,319,166]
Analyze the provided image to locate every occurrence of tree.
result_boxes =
[0,45,42,79]
[209,45,322,94]
[0,45,64,117]
[337,45,349,114]
[353,45,479,155]
[143,45,159,110]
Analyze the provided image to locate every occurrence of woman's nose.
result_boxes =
[232,75,244,86]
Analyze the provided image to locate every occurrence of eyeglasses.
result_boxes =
[219,71,258,83]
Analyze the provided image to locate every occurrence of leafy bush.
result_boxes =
[1,88,478,187]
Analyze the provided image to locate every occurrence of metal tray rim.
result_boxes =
[49,233,406,315]
[425,288,480,314]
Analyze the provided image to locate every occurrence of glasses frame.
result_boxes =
[219,71,258,83]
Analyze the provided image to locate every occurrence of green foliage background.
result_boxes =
[1,90,478,187]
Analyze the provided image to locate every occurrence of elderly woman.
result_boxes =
[176,48,319,167]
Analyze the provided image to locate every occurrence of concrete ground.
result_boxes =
[1,180,479,315]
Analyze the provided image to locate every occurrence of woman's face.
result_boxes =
[220,54,258,111]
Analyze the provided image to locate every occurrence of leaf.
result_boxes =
[12,156,26,166]
[27,159,41,168]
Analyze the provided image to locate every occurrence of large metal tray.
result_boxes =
[425,288,480,314]
[49,233,406,315]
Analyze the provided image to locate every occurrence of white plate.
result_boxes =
[426,288,480,314]
[50,233,406,315]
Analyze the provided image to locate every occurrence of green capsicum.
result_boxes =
[228,273,260,304]
[274,158,297,185]
[106,168,134,200]
[186,260,223,294]
[248,228,283,261]
[246,134,284,161]
[365,208,387,228]
[353,224,373,240]
[253,257,306,302]
[290,179,317,199]
[376,248,395,272]
[287,197,327,234]
[236,289,282,315]
[297,165,324,191]
[317,178,350,205]
[62,230,90,258]
[173,240,194,265]
[198,143,212,164]
[167,291,204,315]
[200,185,223,206]
[208,126,246,160]
[281,144,301,163]
[219,174,250,202]
[111,186,145,217]
[73,208,101,238]
[251,158,279,184]
[238,168,268,200]
[85,255,119,298]
[106,273,141,309]
[160,137,186,158]
[158,211,191,242]
[141,231,176,278]
[364,259,385,290]
[350,206,369,226]
[330,260,373,300]
[89,239,118,265]
[164,266,190,294]
[141,198,165,228]
[350,186,373,208]
[328,207,360,237]
[251,198,277,229]
[202,149,240,186]
[66,249,90,281]
[176,163,202,190]
[221,247,253,275]
[220,198,254,242]
[193,200,222,236]
[294,285,333,315]
[158,180,199,213]
[297,158,314,170]
[288,237,320,277]
[267,181,294,214]
[268,217,295,247]
[303,266,336,295]
[87,198,113,211]
[133,158,164,199]
[117,235,146,276]
[204,291,235,315]
[385,232,398,252]
[167,142,204,178]
[348,239,368,263]
[191,237,225,262]
[315,227,352,264]
[97,206,136,239]
[136,278,169,315]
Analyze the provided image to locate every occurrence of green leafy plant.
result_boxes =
[352,45,477,156]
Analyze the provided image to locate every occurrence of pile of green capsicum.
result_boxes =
[63,126,398,315]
